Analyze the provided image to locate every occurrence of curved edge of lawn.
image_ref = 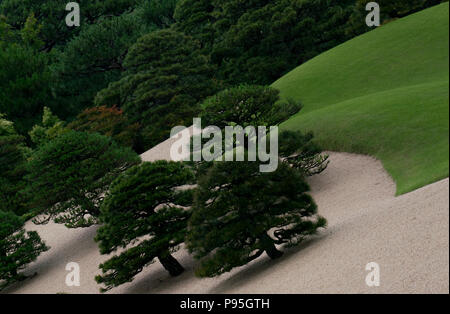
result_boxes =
[280,80,449,195]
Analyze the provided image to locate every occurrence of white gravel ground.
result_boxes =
[3,147,448,294]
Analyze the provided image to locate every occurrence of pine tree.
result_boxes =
[26,130,140,228]
[197,85,328,175]
[0,0,140,50]
[174,0,356,85]
[278,130,329,177]
[187,160,327,277]
[0,39,54,136]
[0,115,30,215]
[51,12,150,117]
[0,210,49,290]
[138,0,179,29]
[95,29,220,150]
[200,85,302,128]
[187,83,328,277]
[95,161,195,292]
[173,0,216,49]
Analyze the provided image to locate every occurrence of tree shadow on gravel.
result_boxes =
[207,232,329,294]
[120,231,328,294]
[119,249,199,294]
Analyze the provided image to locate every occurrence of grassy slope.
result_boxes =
[273,3,449,195]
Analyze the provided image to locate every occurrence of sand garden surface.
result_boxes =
[4,145,448,294]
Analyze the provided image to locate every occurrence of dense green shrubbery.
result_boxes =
[26,130,140,228]
[95,161,194,292]
[2,0,437,139]
[28,107,68,147]
[95,29,219,150]
[0,210,48,290]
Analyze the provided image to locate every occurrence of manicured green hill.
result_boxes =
[273,3,449,195]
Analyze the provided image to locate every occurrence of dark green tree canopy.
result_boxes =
[187,160,327,277]
[194,85,328,176]
[363,0,444,19]
[26,130,140,228]
[68,106,140,150]
[0,210,49,290]
[0,133,27,215]
[0,0,140,50]
[95,161,195,292]
[278,130,329,177]
[95,29,219,149]
[51,12,150,117]
[201,85,301,128]
[346,0,445,36]
[0,43,55,135]
[175,0,356,85]
[0,115,30,215]
[137,0,179,29]
[174,0,215,47]
[28,107,68,147]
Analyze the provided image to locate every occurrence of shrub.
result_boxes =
[28,107,68,147]
[26,130,140,228]
[95,161,194,292]
[0,210,49,290]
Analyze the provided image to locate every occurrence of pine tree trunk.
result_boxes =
[265,242,283,259]
[261,234,284,260]
[158,253,184,277]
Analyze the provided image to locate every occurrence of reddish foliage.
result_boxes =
[69,106,140,149]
